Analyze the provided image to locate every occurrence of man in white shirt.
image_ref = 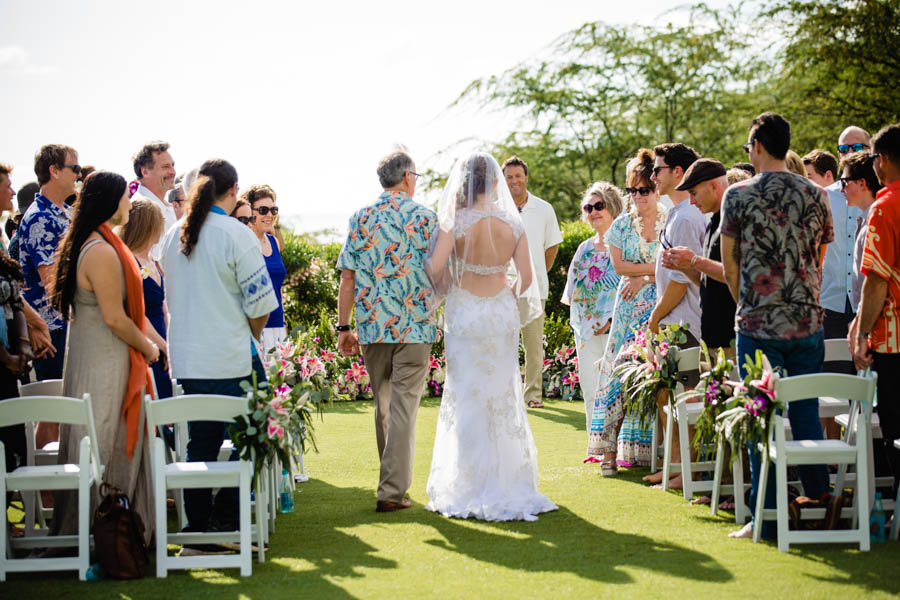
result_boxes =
[131,141,177,260]
[502,156,562,409]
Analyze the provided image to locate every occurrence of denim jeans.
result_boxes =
[34,325,67,381]
[738,330,829,540]
[179,374,252,531]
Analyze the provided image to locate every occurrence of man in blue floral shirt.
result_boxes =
[721,113,834,540]
[19,144,78,380]
[337,148,438,513]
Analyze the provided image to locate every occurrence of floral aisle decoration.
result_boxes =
[542,345,582,402]
[677,344,738,452]
[612,323,689,429]
[714,349,784,455]
[230,336,331,487]
[424,353,447,397]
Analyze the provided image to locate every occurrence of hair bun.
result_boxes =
[635,148,654,168]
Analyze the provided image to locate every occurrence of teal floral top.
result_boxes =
[562,236,620,344]
[337,191,439,345]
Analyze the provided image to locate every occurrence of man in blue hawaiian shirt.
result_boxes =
[337,148,438,513]
[19,144,78,381]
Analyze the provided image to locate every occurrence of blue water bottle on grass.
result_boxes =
[870,492,886,542]
[280,468,295,513]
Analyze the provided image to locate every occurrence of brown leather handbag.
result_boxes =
[93,482,148,579]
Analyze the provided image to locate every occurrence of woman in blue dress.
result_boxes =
[120,199,172,399]
[242,185,287,352]
[586,149,667,475]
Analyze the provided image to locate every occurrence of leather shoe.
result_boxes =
[376,497,412,513]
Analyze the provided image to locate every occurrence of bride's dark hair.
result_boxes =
[456,154,490,209]
[629,148,655,188]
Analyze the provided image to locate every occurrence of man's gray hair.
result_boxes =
[165,184,184,204]
[377,150,414,189]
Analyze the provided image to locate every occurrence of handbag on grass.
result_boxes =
[93,482,148,579]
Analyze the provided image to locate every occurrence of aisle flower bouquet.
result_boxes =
[424,354,447,397]
[614,323,688,429]
[714,349,784,455]
[678,344,738,452]
[230,337,331,487]
[542,345,581,402]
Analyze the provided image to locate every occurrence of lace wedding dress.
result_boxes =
[425,163,557,521]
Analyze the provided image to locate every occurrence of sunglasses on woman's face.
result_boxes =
[625,186,653,197]
[582,200,606,213]
[253,205,278,216]
[236,215,255,225]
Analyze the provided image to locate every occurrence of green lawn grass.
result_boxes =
[5,398,900,598]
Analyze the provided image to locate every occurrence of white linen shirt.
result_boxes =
[133,184,178,261]
[161,210,277,380]
[518,192,563,299]
[655,199,706,336]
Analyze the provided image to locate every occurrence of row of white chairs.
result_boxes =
[651,342,889,552]
[1,385,290,580]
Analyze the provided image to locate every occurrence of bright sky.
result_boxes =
[1,0,732,238]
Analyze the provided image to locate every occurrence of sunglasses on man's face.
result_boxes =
[582,200,607,213]
[64,163,82,175]
[253,206,278,216]
[625,186,654,197]
[837,143,868,154]
[236,215,255,225]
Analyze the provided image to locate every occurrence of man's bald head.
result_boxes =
[838,126,872,158]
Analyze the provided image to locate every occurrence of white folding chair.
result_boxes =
[659,347,720,501]
[16,379,65,536]
[818,339,854,421]
[753,372,876,552]
[0,393,102,581]
[145,393,265,577]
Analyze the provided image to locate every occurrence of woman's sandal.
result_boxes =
[527,400,545,408]
[600,461,618,476]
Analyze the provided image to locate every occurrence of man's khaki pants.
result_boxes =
[360,342,431,503]
[518,299,546,406]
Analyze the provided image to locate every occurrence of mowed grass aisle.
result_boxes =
[5,398,900,598]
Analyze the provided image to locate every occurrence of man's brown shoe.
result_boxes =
[376,497,412,513]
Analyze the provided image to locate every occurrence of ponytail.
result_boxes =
[179,158,238,258]
[180,176,216,257]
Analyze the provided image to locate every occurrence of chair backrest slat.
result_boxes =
[676,346,701,373]
[823,338,851,364]
[774,373,873,405]
[17,379,64,398]
[145,394,250,432]
[0,395,91,427]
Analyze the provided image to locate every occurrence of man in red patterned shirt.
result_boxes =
[851,122,900,496]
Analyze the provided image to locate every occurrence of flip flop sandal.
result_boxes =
[527,400,545,408]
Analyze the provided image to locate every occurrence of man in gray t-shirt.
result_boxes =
[648,143,705,345]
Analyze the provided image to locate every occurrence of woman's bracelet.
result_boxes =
[19,336,31,344]
[690,255,698,270]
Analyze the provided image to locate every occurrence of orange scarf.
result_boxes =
[97,224,154,459]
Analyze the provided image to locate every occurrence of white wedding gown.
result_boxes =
[425,211,557,522]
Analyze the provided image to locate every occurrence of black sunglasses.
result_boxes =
[236,215,255,225]
[659,225,673,250]
[253,206,279,216]
[837,143,868,154]
[625,186,654,197]
[64,163,82,174]
[582,200,607,213]
[839,177,861,189]
[742,141,753,154]
[651,166,672,177]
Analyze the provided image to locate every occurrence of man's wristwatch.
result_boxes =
[336,324,352,332]
[858,331,869,339]
[643,275,650,283]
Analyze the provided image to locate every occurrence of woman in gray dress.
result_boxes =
[48,171,159,546]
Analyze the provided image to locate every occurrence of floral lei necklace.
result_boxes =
[631,205,667,263]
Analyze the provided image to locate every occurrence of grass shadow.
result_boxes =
[525,400,586,430]
[421,504,732,585]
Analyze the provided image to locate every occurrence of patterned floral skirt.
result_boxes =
[586,281,657,465]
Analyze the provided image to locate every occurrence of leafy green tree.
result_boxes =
[452,4,767,221]
[764,0,900,150]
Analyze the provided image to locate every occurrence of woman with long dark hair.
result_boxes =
[48,170,158,545]
[160,159,276,538]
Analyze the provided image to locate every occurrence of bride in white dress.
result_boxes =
[424,152,557,521]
